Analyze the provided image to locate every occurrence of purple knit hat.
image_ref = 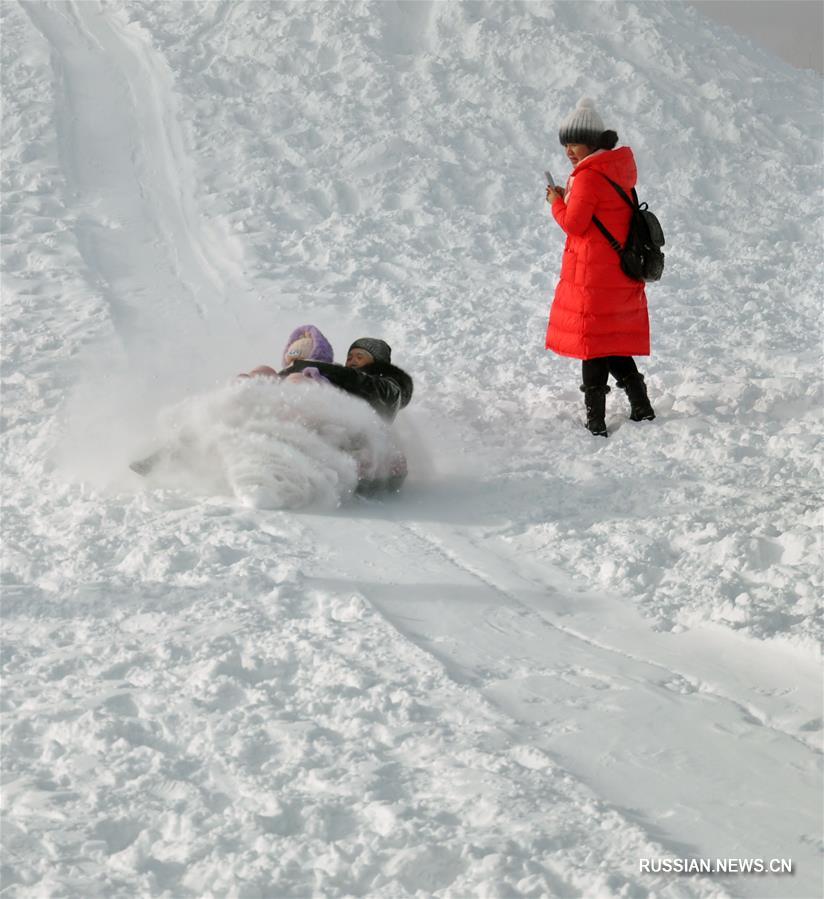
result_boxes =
[282,325,334,368]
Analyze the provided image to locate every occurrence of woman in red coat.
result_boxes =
[546,98,655,437]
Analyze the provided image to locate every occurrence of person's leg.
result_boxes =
[581,358,610,387]
[580,358,610,437]
[610,356,655,421]
[606,356,639,381]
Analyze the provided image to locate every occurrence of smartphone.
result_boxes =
[544,170,556,188]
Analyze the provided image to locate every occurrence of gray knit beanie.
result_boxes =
[558,97,606,147]
[349,337,391,364]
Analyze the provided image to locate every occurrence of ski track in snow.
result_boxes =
[2,1,822,897]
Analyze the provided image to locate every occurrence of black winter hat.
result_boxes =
[349,337,392,364]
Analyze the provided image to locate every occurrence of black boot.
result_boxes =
[580,385,609,437]
[616,373,655,421]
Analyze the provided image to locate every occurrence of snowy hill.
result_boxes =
[1,1,821,896]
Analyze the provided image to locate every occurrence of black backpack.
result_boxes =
[592,175,665,283]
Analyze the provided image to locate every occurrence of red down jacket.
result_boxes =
[545,146,650,360]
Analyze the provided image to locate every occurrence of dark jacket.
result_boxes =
[282,359,413,422]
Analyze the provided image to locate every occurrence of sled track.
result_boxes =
[305,510,822,897]
[401,520,820,754]
[22,0,242,356]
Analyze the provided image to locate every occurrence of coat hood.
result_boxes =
[573,146,637,193]
[282,325,334,369]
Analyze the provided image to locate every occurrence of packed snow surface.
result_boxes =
[2,1,821,897]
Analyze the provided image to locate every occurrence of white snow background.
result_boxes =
[1,1,822,897]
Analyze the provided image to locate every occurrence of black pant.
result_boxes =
[581,356,639,388]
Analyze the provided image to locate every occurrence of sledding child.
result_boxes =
[238,324,334,382]
[280,337,413,493]
[280,337,413,423]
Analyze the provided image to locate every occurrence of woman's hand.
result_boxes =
[546,185,565,204]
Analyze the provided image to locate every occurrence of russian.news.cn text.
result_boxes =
[639,858,793,875]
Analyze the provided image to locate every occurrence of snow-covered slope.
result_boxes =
[2,1,821,896]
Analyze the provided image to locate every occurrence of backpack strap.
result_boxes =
[591,216,622,253]
[596,173,638,209]
[590,173,639,254]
